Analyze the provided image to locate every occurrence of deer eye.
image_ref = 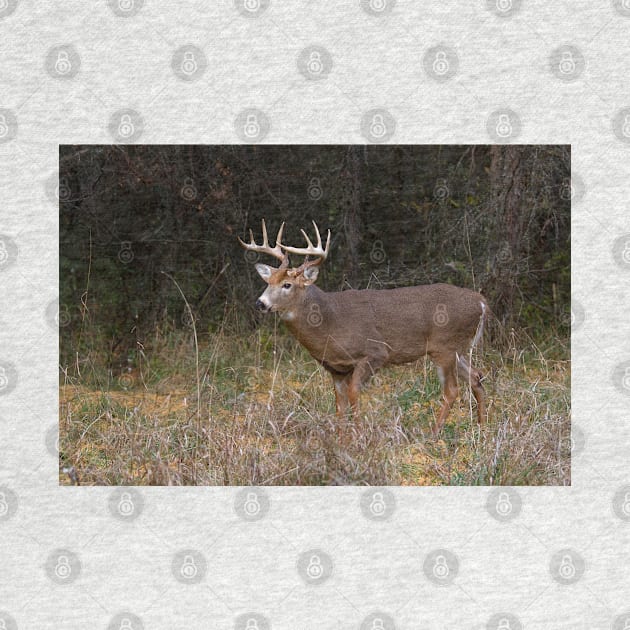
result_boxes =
[282,282,292,289]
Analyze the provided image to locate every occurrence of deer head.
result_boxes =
[238,220,331,319]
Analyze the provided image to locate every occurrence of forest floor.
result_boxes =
[59,329,570,486]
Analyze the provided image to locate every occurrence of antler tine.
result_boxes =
[317,220,331,258]
[274,222,288,268]
[261,218,269,248]
[276,221,285,249]
[238,219,288,265]
[299,229,314,250]
[311,220,322,249]
[280,220,331,263]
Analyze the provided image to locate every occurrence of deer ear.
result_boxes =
[255,263,274,283]
[302,265,319,285]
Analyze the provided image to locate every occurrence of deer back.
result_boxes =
[285,283,487,373]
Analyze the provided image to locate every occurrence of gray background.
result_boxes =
[1,1,629,628]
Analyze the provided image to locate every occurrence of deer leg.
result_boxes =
[331,372,354,442]
[457,355,486,424]
[347,358,376,414]
[332,373,350,417]
[432,356,459,436]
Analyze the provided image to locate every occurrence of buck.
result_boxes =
[239,220,488,434]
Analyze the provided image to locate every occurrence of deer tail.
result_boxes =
[471,300,488,350]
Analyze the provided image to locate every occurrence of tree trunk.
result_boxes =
[489,146,529,324]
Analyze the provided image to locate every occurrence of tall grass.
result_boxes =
[59,318,570,486]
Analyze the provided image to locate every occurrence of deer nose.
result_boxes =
[255,299,265,311]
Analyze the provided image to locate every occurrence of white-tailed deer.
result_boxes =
[239,220,488,434]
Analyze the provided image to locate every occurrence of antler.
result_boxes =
[280,220,331,270]
[238,220,288,268]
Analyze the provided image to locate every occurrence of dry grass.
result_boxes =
[59,325,570,486]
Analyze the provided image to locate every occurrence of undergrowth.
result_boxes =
[59,321,570,486]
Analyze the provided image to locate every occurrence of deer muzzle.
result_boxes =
[255,298,269,312]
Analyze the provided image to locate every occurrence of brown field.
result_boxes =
[59,324,570,486]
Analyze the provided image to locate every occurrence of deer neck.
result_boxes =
[282,285,329,343]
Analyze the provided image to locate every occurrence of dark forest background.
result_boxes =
[59,144,570,368]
